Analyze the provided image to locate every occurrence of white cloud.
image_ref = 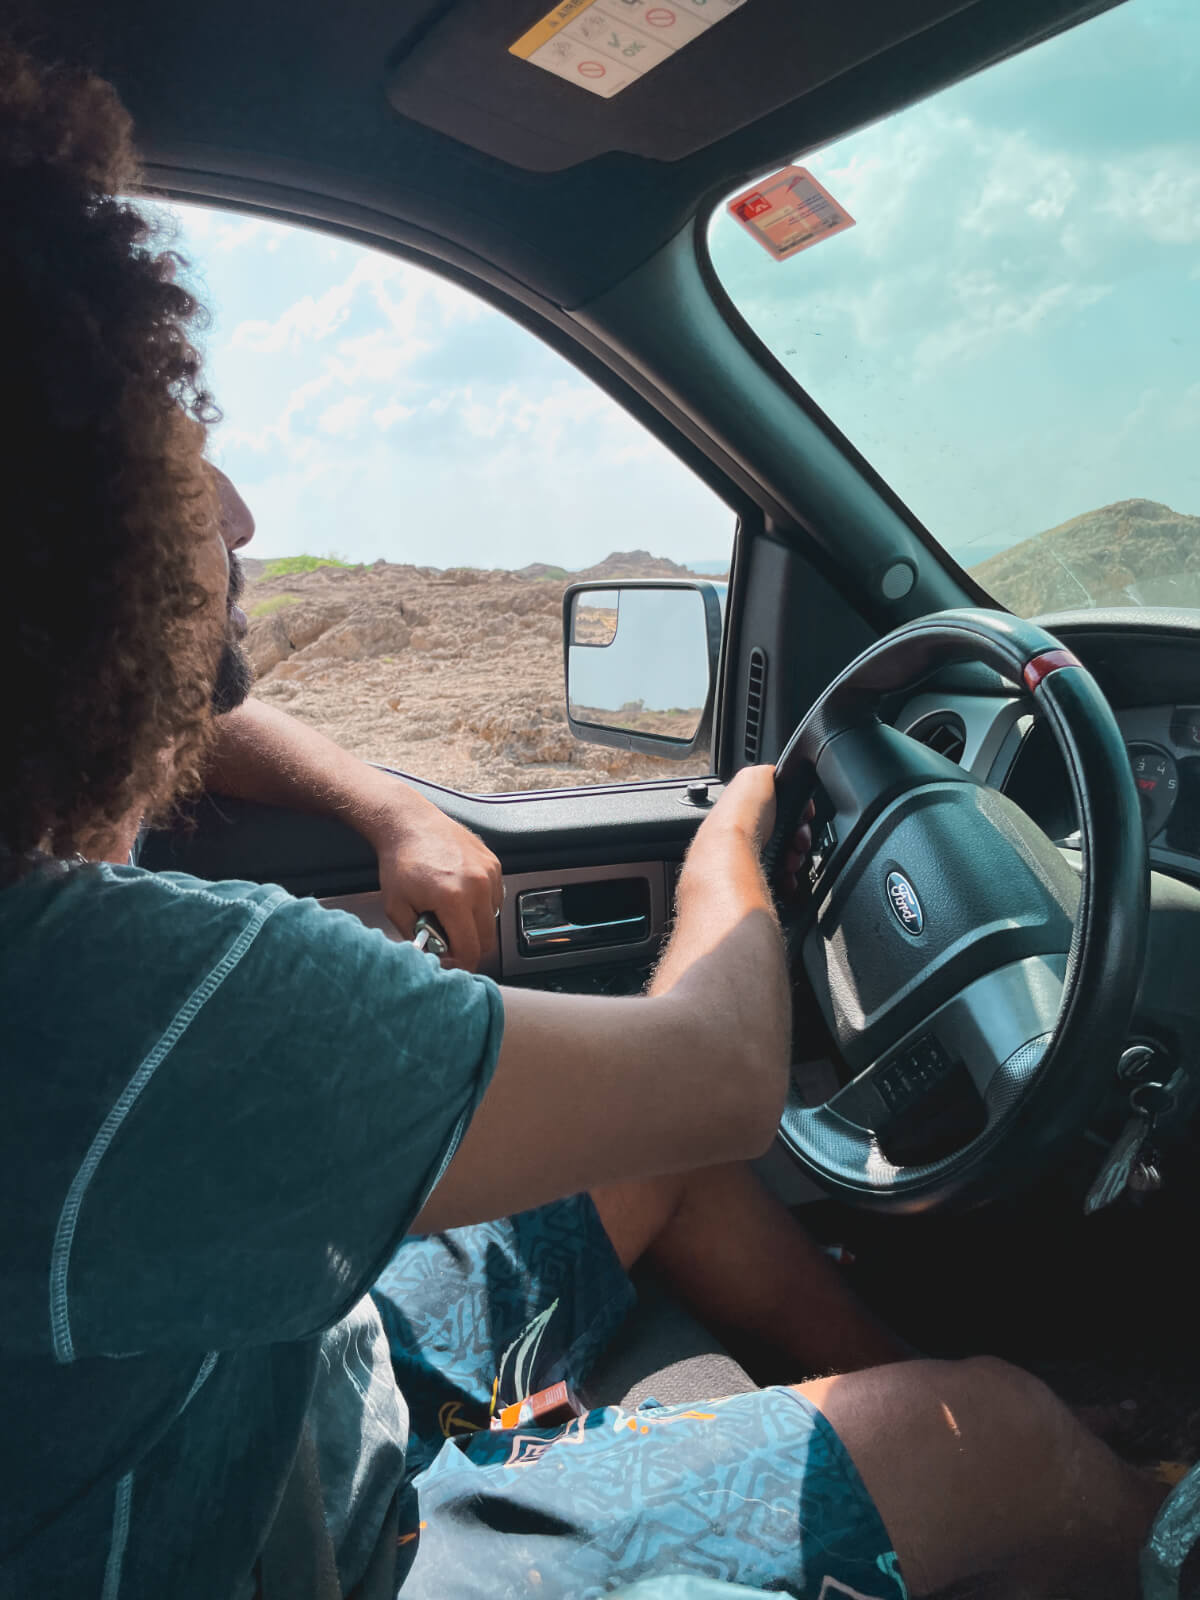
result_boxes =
[1098,147,1200,243]
[1167,380,1200,434]
[219,372,337,456]
[330,328,430,385]
[373,400,416,430]
[159,200,273,253]
[914,276,1112,373]
[232,279,356,353]
[820,113,950,259]
[961,130,1080,236]
[459,388,518,439]
[317,395,368,436]
[211,217,271,254]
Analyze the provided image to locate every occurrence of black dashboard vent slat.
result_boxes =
[909,712,967,765]
[744,647,767,763]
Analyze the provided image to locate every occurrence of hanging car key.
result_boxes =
[1128,1154,1164,1195]
[1084,1104,1156,1214]
[1084,1076,1179,1215]
[412,912,449,959]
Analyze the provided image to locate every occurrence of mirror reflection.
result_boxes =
[570,590,619,647]
[567,586,711,742]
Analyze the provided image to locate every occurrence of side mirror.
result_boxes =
[562,580,724,761]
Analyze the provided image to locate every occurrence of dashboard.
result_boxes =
[1003,704,1200,861]
[895,611,1200,885]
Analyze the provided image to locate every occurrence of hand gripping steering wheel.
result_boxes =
[766,609,1148,1212]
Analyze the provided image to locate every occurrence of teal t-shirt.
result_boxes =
[0,861,503,1598]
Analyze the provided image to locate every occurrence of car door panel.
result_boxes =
[142,777,707,883]
[140,780,702,988]
[321,859,669,986]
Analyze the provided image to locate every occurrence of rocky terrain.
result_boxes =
[970,499,1200,615]
[242,499,1198,793]
[243,550,724,793]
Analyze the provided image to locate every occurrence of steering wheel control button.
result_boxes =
[885,871,924,935]
[874,1036,986,1167]
[808,820,837,887]
[874,1035,953,1114]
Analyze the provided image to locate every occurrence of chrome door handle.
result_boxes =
[517,888,648,952]
[522,915,649,951]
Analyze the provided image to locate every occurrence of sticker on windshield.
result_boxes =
[726,166,855,260]
[509,0,748,100]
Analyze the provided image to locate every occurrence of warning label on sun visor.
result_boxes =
[510,0,748,99]
[726,167,856,260]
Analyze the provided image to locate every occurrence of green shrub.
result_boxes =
[248,592,302,618]
[262,553,358,580]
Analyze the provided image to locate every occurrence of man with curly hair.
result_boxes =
[0,38,1165,1600]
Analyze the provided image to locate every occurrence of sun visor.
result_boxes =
[385,0,981,173]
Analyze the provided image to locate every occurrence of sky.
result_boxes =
[153,0,1198,574]
[151,204,734,570]
[708,0,1200,568]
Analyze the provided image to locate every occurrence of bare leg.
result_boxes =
[802,1356,1166,1599]
[591,1162,912,1375]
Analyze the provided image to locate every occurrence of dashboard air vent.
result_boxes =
[908,712,967,765]
[744,647,767,763]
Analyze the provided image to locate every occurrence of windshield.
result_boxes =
[708,0,1200,617]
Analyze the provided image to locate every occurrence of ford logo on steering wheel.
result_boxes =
[885,871,924,935]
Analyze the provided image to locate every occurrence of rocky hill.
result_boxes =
[510,550,705,584]
[243,552,726,793]
[969,499,1200,615]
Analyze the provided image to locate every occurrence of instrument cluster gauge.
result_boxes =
[1128,743,1178,839]
[1169,707,1200,752]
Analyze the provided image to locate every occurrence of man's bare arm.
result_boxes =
[204,698,502,967]
[415,767,791,1230]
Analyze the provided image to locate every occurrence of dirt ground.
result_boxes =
[243,552,725,793]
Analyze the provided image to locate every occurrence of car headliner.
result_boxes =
[13,0,1121,307]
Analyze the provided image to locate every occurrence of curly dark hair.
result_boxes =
[0,42,222,875]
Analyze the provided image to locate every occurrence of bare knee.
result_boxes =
[943,1355,1090,1474]
[863,1353,1095,1498]
[943,1354,1061,1433]
[590,1172,690,1270]
[953,1353,1047,1398]
[801,1356,1157,1599]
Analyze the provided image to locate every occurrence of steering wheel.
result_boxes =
[767,609,1148,1212]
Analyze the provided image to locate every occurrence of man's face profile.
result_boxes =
[208,465,255,715]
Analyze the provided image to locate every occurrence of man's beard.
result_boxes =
[211,553,254,715]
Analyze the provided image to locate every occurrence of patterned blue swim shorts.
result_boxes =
[371,1195,905,1600]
